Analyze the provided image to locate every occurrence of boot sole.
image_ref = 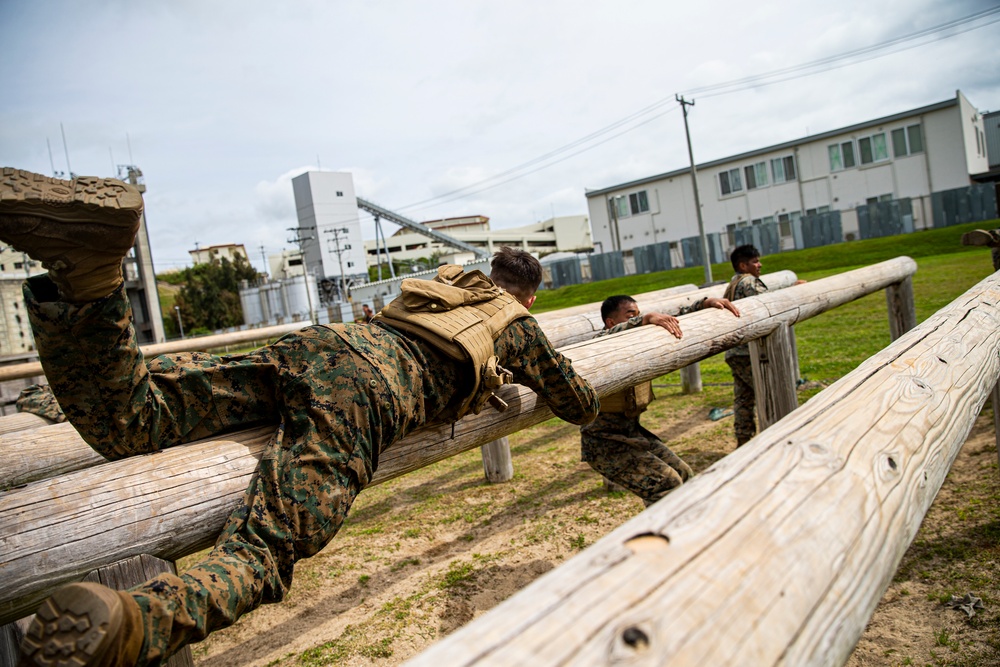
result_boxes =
[0,168,143,225]
[20,583,124,667]
[961,229,1000,247]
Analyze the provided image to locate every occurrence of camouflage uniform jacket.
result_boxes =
[723,272,768,360]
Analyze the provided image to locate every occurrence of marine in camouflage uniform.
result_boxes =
[1,170,599,667]
[581,294,738,506]
[723,245,769,447]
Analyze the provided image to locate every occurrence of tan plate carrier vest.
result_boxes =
[374,265,531,420]
[600,381,654,418]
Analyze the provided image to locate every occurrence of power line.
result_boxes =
[387,5,1000,216]
[681,6,1000,99]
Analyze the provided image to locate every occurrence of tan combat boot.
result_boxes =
[961,229,1000,248]
[0,168,143,302]
[19,582,144,667]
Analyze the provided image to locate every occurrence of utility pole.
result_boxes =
[287,226,317,324]
[259,244,268,279]
[174,305,185,339]
[677,94,713,286]
[325,227,350,302]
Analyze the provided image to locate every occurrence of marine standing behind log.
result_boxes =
[0,168,599,667]
[723,244,768,447]
[581,293,739,506]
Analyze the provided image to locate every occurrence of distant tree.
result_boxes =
[172,255,260,333]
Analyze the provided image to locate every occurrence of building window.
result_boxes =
[628,190,649,214]
[719,168,742,195]
[336,191,344,197]
[611,195,630,219]
[744,162,769,190]
[892,124,924,158]
[805,205,831,216]
[866,194,893,205]
[828,141,856,171]
[829,141,857,171]
[858,132,889,165]
[771,156,797,183]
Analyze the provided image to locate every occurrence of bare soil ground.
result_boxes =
[182,395,1000,667]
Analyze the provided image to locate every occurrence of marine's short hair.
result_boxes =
[600,295,636,322]
[730,244,760,272]
[490,246,542,301]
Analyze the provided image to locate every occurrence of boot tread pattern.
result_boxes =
[0,168,142,217]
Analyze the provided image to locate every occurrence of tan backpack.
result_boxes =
[374,265,531,419]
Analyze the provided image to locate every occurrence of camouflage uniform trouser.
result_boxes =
[25,278,422,666]
[726,354,756,447]
[15,383,66,422]
[580,412,693,506]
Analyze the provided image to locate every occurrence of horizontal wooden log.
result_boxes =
[534,271,798,347]
[0,258,913,625]
[0,272,797,487]
[401,265,1000,667]
[0,321,311,383]
[0,413,51,436]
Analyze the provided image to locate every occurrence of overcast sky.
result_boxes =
[3,0,999,274]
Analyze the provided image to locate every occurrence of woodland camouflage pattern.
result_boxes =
[24,275,598,665]
[580,302,703,506]
[723,272,768,446]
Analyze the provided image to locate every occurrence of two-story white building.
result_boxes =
[586,90,993,266]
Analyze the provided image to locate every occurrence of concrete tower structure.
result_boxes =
[291,171,367,301]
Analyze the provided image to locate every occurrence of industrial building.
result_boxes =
[585,90,996,268]
[362,214,593,267]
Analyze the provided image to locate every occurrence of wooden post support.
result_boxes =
[789,324,801,382]
[0,618,30,667]
[480,437,513,484]
[886,275,917,341]
[0,554,193,667]
[749,323,799,431]
[992,381,1000,471]
[680,363,702,394]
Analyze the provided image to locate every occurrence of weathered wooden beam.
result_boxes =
[679,362,702,394]
[533,271,798,347]
[0,321,311,383]
[480,437,513,484]
[886,275,917,341]
[401,266,1000,667]
[0,272,799,486]
[0,413,50,436]
[749,323,799,430]
[0,258,914,624]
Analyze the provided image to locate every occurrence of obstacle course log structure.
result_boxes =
[0,258,913,624]
[400,266,1000,667]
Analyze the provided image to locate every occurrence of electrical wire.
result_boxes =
[389,5,1000,214]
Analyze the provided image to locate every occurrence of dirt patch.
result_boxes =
[182,401,1000,666]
